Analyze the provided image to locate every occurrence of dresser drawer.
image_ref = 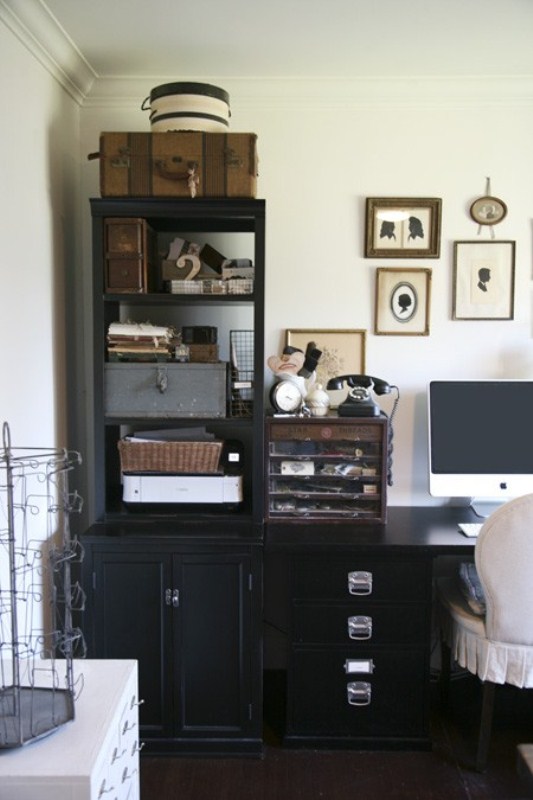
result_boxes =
[287,647,428,738]
[292,558,430,602]
[292,602,428,645]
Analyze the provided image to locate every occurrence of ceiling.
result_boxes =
[38,0,533,81]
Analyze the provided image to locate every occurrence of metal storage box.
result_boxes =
[105,362,227,418]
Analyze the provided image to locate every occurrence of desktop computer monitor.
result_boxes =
[427,379,533,516]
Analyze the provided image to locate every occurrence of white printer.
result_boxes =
[123,473,242,505]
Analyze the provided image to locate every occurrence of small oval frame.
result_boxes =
[469,195,507,226]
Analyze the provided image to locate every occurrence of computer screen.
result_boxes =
[428,380,533,511]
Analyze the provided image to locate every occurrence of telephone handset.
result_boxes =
[326,374,392,417]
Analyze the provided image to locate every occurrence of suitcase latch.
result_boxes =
[156,367,168,393]
[224,147,243,168]
[111,146,131,169]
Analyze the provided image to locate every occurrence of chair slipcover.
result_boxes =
[438,493,533,688]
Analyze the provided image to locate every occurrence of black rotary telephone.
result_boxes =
[326,375,394,417]
[326,375,400,486]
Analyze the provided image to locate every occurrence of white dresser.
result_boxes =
[0,659,140,800]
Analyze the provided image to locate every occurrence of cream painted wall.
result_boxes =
[0,20,81,636]
[79,80,533,507]
[0,21,81,451]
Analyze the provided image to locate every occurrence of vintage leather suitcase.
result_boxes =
[93,132,258,198]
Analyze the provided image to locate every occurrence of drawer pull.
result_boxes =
[348,615,372,640]
[344,658,374,674]
[348,570,373,595]
[347,681,372,706]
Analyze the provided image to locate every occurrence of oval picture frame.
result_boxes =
[469,195,507,226]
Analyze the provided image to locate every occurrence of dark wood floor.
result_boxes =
[140,673,533,800]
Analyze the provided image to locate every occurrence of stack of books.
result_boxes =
[107,322,178,361]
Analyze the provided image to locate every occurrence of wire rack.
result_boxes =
[0,422,85,748]
[229,330,254,417]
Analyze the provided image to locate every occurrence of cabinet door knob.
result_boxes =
[347,681,372,706]
[348,570,373,595]
[348,615,372,640]
[164,588,180,607]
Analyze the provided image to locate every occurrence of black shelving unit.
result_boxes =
[79,197,265,755]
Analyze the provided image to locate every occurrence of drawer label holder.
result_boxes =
[344,658,375,674]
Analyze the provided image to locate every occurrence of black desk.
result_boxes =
[265,506,477,750]
[266,504,479,553]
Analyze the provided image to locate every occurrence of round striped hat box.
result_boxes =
[142,82,231,133]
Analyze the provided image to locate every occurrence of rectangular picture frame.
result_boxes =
[453,240,515,320]
[286,328,366,408]
[365,197,442,258]
[375,267,432,335]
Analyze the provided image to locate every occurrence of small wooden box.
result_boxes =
[104,217,158,293]
[188,344,219,363]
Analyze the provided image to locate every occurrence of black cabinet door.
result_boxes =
[91,550,174,737]
[85,541,262,752]
[173,552,254,738]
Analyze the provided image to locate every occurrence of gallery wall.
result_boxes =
[79,76,533,506]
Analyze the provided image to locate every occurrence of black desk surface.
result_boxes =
[265,505,479,554]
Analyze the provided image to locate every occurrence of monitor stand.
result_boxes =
[470,498,506,519]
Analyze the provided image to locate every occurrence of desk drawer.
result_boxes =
[288,647,428,738]
[292,558,430,602]
[292,602,428,645]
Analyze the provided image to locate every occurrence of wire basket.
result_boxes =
[118,439,223,474]
[230,330,254,417]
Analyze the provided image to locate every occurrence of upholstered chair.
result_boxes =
[436,493,533,771]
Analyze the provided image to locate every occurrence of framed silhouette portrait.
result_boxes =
[365,197,442,258]
[453,241,515,320]
[375,267,432,335]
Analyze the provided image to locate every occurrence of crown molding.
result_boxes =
[0,0,96,103]
[2,3,531,112]
[84,75,533,111]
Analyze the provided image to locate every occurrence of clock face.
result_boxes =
[270,380,302,413]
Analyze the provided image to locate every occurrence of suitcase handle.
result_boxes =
[154,159,198,181]
[155,160,200,198]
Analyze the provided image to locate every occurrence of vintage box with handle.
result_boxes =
[89,131,258,198]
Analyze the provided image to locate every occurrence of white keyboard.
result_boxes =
[458,522,483,538]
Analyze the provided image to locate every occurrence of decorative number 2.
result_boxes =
[176,254,201,280]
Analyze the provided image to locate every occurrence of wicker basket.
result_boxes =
[118,439,223,474]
